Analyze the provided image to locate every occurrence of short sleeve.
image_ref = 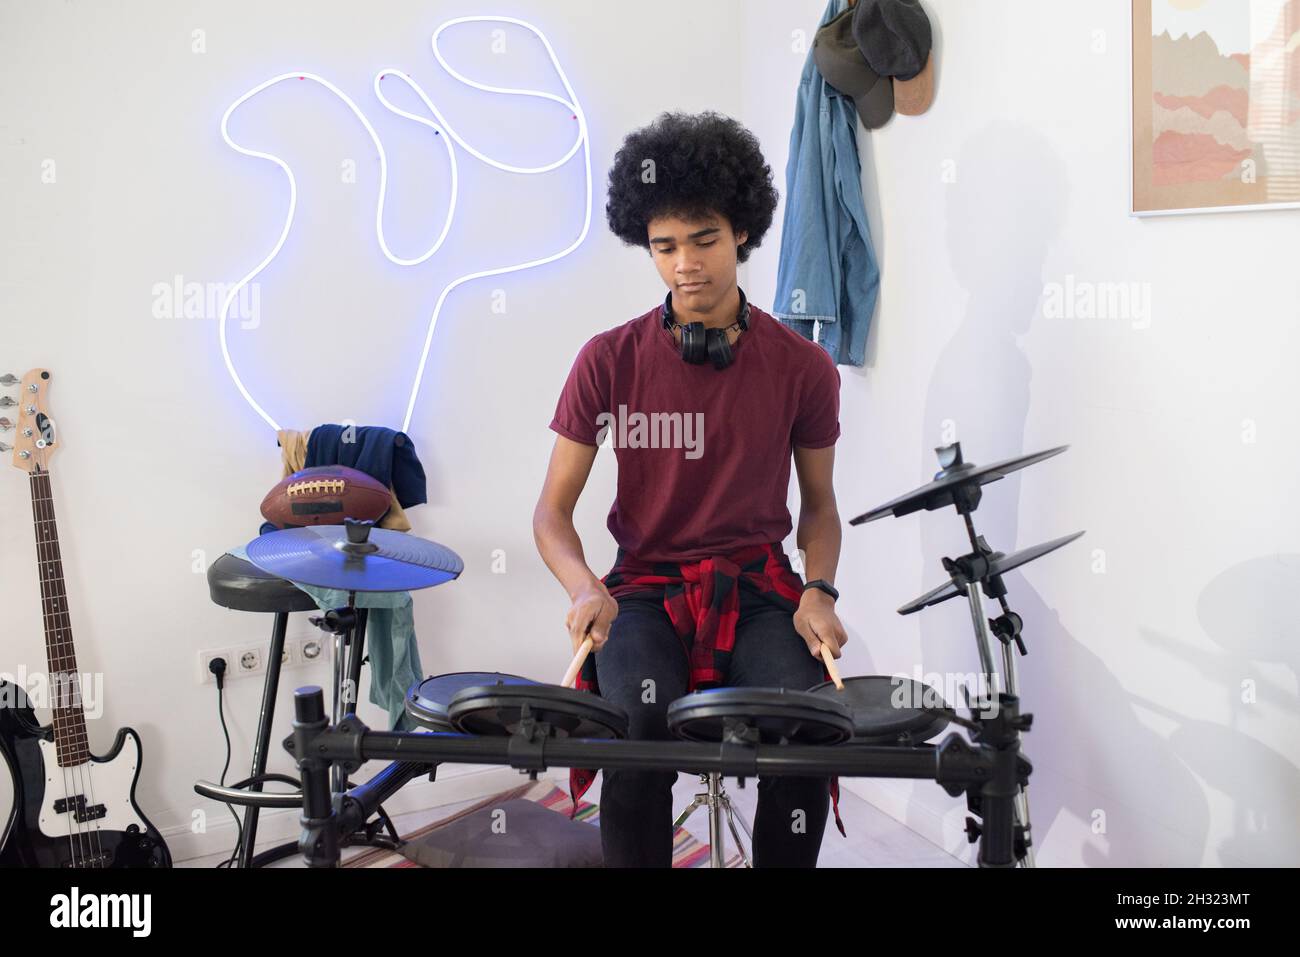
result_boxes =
[791,347,841,449]
[549,336,610,446]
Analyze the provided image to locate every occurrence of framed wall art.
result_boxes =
[1131,0,1300,216]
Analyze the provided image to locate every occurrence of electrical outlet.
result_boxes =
[198,648,233,685]
[235,646,265,676]
[281,639,299,668]
[299,636,326,665]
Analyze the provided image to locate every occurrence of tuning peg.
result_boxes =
[0,442,10,453]
[0,397,14,407]
[0,373,17,386]
[0,417,11,431]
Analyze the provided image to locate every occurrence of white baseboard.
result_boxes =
[166,765,535,864]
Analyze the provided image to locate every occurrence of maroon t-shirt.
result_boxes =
[548,301,841,562]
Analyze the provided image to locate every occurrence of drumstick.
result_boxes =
[562,635,594,688]
[819,642,845,691]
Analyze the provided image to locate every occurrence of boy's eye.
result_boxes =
[656,240,715,253]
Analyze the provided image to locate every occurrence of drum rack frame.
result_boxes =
[280,684,1032,869]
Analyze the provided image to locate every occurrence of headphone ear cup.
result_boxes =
[707,327,733,370]
[667,288,745,369]
[681,321,706,364]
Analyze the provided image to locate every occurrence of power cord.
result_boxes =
[208,657,245,869]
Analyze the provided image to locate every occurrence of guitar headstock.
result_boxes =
[0,369,57,474]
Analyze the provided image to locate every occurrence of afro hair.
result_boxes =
[605,111,779,265]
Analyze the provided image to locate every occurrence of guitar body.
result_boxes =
[0,681,171,868]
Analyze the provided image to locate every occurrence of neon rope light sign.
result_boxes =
[217,16,592,433]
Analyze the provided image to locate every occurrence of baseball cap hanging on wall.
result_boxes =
[813,5,894,129]
[853,0,936,116]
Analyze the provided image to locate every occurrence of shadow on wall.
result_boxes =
[911,122,1212,866]
[1129,555,1300,867]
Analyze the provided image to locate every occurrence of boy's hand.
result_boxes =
[793,589,849,659]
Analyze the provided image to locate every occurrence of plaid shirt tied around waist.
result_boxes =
[568,542,845,838]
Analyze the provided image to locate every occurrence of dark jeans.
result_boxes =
[593,587,830,867]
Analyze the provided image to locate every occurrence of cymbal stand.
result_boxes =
[933,457,1037,867]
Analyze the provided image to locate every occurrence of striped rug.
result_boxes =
[343,778,743,868]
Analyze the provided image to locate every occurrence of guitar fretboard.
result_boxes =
[29,468,89,767]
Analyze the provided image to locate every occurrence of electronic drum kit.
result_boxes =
[196,441,1082,869]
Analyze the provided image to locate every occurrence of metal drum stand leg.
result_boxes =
[308,594,365,796]
[962,578,1035,867]
[674,773,754,868]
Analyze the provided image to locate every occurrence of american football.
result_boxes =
[259,465,391,529]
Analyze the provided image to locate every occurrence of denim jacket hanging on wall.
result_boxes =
[773,0,880,368]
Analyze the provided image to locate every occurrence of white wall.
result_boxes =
[0,0,742,860]
[1,0,1296,867]
[744,0,1300,867]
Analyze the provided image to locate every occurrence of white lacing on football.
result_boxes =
[286,479,346,497]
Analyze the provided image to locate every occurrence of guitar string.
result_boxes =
[31,467,91,866]
[31,466,104,866]
[39,466,107,868]
[29,467,82,867]
[37,466,105,867]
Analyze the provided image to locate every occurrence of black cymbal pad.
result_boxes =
[807,676,950,744]
[849,445,1069,525]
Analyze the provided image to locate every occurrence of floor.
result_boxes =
[181,772,966,868]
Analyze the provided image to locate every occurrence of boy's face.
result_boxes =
[646,212,748,310]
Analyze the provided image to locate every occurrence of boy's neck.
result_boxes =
[671,283,743,330]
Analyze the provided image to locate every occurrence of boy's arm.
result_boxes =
[534,434,617,650]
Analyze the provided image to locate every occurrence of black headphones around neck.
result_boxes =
[662,286,751,371]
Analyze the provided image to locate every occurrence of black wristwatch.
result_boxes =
[802,579,839,602]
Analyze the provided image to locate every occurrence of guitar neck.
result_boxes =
[28,467,90,767]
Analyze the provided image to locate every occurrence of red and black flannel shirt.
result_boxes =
[568,542,846,837]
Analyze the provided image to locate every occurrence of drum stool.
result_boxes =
[203,552,372,867]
